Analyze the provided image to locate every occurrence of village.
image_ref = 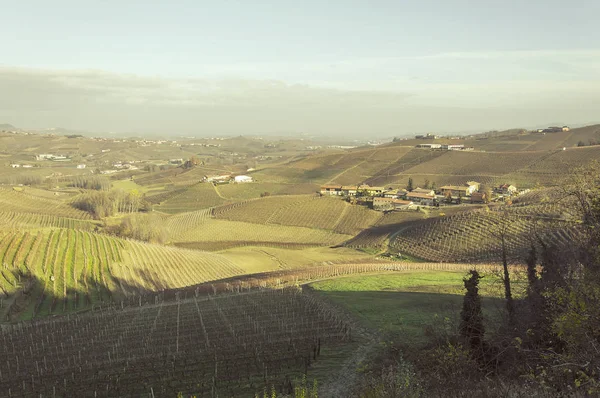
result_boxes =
[319,181,519,212]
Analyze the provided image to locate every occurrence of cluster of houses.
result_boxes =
[415,144,474,151]
[202,174,253,184]
[35,153,70,161]
[536,126,570,133]
[320,181,518,212]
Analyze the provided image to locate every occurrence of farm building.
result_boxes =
[441,144,465,150]
[373,197,395,211]
[495,184,517,195]
[358,185,385,196]
[320,185,342,195]
[416,143,442,149]
[204,175,232,183]
[10,164,20,168]
[393,199,413,210]
[470,192,487,204]
[412,188,435,196]
[383,189,404,198]
[406,192,436,206]
[341,186,358,196]
[77,164,86,169]
[234,175,253,183]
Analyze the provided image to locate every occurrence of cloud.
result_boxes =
[0,65,598,136]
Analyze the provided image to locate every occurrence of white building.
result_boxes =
[10,164,20,168]
[234,175,253,183]
[77,164,86,169]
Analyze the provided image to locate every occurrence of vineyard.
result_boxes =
[0,212,97,231]
[0,188,91,220]
[0,229,248,320]
[167,219,351,249]
[0,288,351,397]
[154,183,227,213]
[389,209,583,263]
[213,195,382,235]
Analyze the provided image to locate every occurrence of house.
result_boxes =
[392,199,413,210]
[320,185,342,195]
[412,188,435,196]
[169,158,184,165]
[415,133,439,139]
[470,192,487,204]
[383,189,401,198]
[466,181,480,192]
[373,197,395,211]
[234,175,253,183]
[35,154,54,161]
[77,164,86,169]
[363,186,385,196]
[10,164,20,168]
[495,184,517,195]
[406,192,436,206]
[441,144,465,150]
[341,186,358,196]
[22,164,33,168]
[204,175,232,183]
[416,144,442,149]
[440,185,470,197]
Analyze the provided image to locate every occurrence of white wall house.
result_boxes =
[234,175,253,183]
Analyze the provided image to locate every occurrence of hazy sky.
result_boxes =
[1,0,599,136]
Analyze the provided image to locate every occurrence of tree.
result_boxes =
[577,140,586,147]
[423,179,430,189]
[460,270,485,351]
[480,184,492,204]
[406,177,414,192]
[431,181,437,192]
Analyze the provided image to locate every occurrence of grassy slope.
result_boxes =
[311,271,524,343]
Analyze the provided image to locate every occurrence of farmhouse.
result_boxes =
[540,126,570,133]
[412,188,435,196]
[10,164,20,168]
[320,185,342,195]
[406,192,436,206]
[393,199,413,210]
[77,164,86,169]
[234,175,253,183]
[383,189,404,198]
[341,186,358,196]
[357,185,385,196]
[22,165,33,168]
[440,185,470,197]
[470,192,487,204]
[441,144,465,150]
[495,184,517,195]
[415,133,439,139]
[416,144,442,149]
[204,175,232,183]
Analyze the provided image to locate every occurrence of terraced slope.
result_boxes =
[0,229,247,320]
[389,210,582,263]
[0,188,91,219]
[213,195,382,235]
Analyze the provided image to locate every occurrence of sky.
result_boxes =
[1,0,599,137]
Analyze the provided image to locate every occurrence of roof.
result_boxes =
[406,192,435,199]
[341,186,358,190]
[321,185,342,189]
[373,197,395,202]
[440,185,469,191]
[393,199,413,205]
[412,188,434,194]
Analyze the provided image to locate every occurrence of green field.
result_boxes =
[311,272,523,343]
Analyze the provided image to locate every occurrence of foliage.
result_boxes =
[71,190,150,218]
[459,270,485,350]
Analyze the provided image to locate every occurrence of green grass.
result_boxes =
[311,271,522,343]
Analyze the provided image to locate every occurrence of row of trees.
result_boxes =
[454,162,600,395]
[105,213,169,244]
[71,190,151,218]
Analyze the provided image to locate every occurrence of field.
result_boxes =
[311,271,524,343]
[0,288,351,397]
[0,229,250,321]
[0,188,91,219]
[213,195,382,235]
[154,182,227,213]
[389,207,582,263]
